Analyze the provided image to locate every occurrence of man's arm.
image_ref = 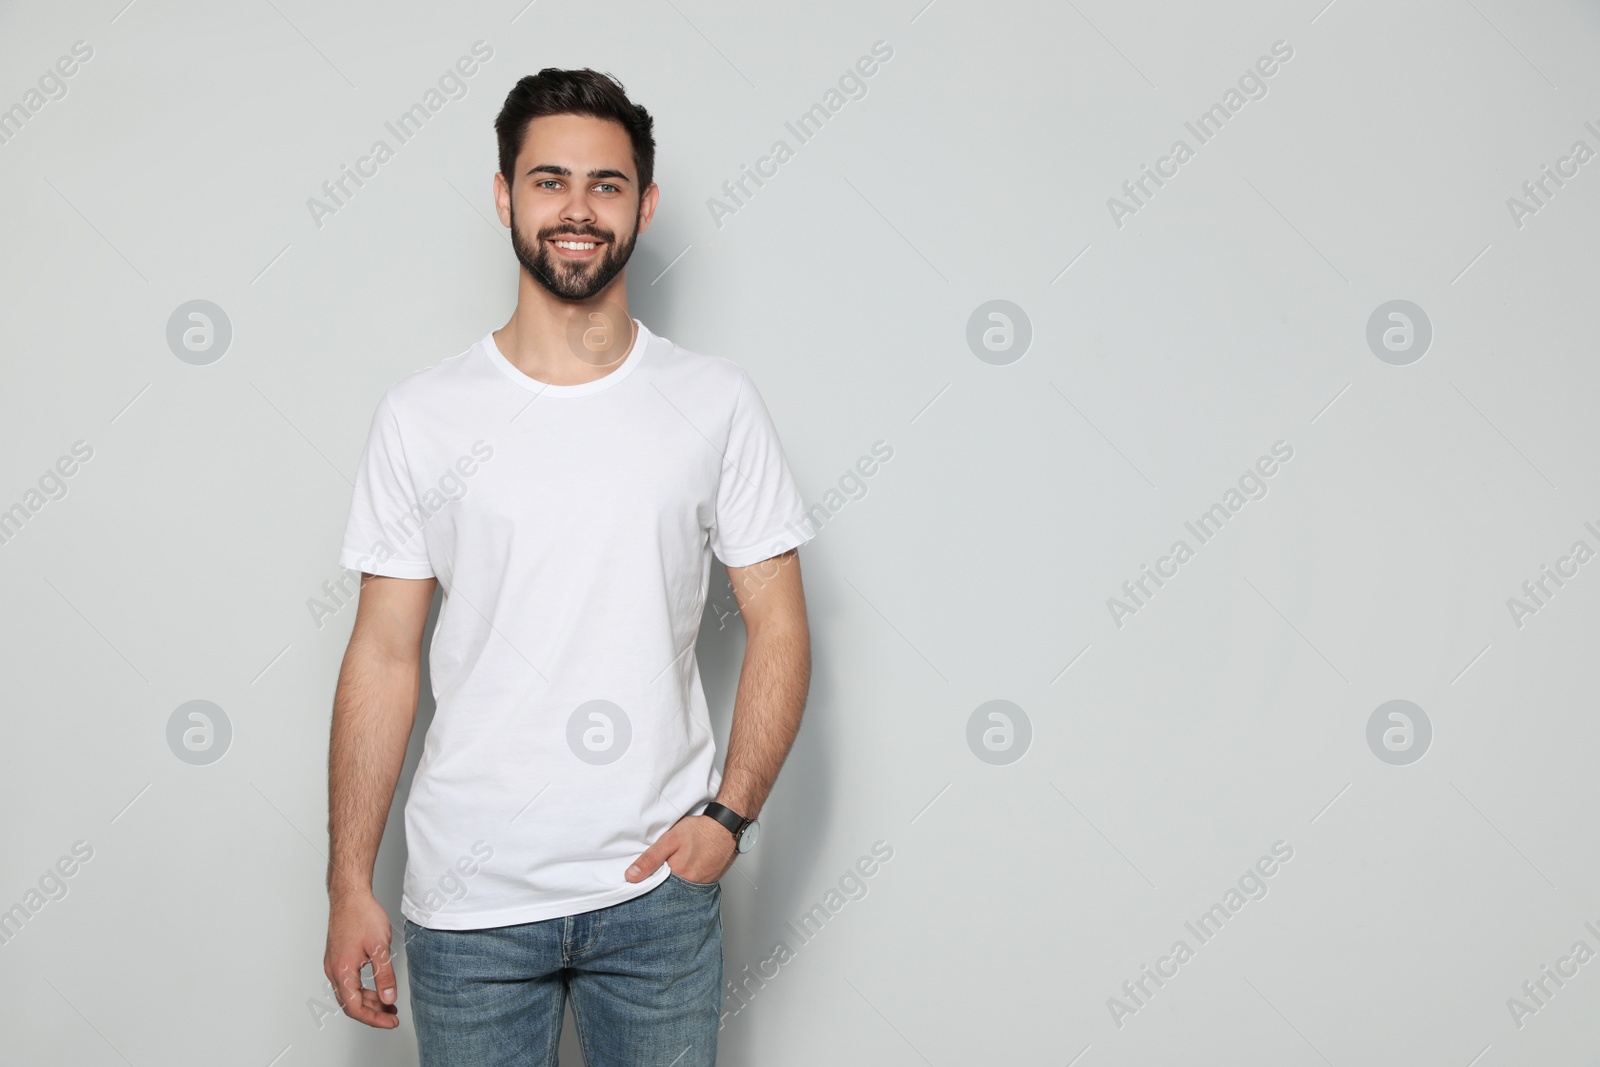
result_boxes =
[714,546,810,822]
[323,572,436,1029]
[626,546,811,883]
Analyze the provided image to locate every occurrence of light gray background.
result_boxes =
[2,0,1598,1064]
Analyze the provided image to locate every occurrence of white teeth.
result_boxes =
[554,240,598,250]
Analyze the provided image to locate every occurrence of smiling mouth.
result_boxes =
[549,238,604,256]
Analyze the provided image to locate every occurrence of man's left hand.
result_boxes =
[626,813,737,883]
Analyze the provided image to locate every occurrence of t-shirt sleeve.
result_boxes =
[337,390,437,579]
[710,368,816,568]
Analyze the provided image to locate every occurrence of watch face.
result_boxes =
[737,819,759,853]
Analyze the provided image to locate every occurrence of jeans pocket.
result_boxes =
[667,869,720,890]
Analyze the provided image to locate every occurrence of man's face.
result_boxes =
[499,113,655,302]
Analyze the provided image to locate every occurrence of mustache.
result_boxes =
[541,227,611,241]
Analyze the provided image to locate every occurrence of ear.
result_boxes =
[635,182,660,237]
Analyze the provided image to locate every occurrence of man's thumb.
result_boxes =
[626,846,666,881]
[369,941,398,1004]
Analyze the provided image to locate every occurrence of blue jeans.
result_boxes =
[402,872,723,1066]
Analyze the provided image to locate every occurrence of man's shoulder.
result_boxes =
[643,327,751,403]
[379,334,488,412]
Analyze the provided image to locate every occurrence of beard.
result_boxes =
[508,200,640,302]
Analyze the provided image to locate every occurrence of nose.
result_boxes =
[559,188,597,227]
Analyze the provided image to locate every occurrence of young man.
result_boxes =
[322,68,816,1066]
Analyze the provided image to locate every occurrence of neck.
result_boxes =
[495,277,635,387]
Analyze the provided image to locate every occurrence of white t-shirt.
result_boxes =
[337,318,815,929]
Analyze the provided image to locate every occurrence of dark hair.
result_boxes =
[494,68,656,200]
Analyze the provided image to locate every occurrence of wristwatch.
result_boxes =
[702,801,760,854]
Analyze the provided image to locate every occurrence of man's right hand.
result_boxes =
[324,892,400,1029]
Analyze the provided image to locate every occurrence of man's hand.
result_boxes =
[626,813,737,884]
[324,892,400,1029]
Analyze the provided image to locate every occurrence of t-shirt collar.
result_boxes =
[482,318,649,397]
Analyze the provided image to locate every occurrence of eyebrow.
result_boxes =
[525,164,631,184]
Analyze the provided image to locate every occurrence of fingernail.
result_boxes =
[382,988,395,1003]
[626,865,640,878]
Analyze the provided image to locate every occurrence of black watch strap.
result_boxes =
[702,801,750,839]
